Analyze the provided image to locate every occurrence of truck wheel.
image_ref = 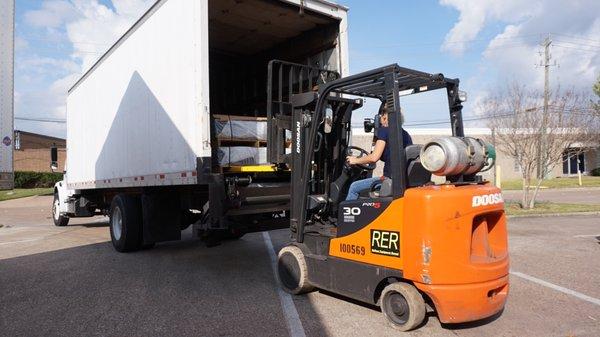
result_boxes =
[380,282,426,331]
[110,194,142,252]
[277,245,314,295]
[52,193,69,227]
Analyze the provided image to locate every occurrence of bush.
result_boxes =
[591,168,600,177]
[14,171,64,188]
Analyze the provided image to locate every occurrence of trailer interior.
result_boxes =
[208,0,341,118]
[201,0,344,235]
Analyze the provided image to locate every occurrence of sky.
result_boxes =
[13,0,600,138]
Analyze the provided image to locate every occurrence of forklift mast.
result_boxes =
[268,63,465,243]
[266,60,340,164]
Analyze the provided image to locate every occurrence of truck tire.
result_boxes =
[277,245,314,295]
[109,194,142,252]
[52,193,69,227]
[380,282,426,331]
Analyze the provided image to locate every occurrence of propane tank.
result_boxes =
[420,137,495,176]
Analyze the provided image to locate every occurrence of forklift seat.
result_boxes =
[368,145,431,198]
[368,178,392,198]
[405,145,431,187]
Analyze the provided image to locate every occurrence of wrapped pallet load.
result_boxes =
[218,147,268,166]
[213,114,268,166]
[213,114,267,141]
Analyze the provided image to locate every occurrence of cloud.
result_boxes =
[441,0,600,117]
[15,55,84,137]
[14,36,29,52]
[17,0,154,137]
[24,0,79,29]
[63,0,154,70]
[439,0,534,55]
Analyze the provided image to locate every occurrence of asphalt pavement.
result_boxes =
[1,195,599,337]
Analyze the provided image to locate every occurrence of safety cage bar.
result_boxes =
[291,64,466,242]
[267,60,340,163]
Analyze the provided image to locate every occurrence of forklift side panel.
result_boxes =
[329,199,406,268]
[306,254,403,305]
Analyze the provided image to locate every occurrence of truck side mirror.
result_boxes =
[50,146,58,172]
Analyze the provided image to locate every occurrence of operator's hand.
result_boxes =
[346,156,358,165]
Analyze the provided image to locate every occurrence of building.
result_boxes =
[352,128,600,182]
[13,130,66,173]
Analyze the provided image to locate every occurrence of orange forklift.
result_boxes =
[273,64,509,330]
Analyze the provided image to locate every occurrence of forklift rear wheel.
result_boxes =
[277,245,314,295]
[380,282,426,331]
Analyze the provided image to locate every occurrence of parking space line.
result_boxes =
[262,232,307,337]
[511,271,600,306]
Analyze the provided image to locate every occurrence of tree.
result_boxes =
[594,75,600,111]
[481,83,600,209]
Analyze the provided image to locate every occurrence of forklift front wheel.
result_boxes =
[380,282,426,331]
[277,245,314,295]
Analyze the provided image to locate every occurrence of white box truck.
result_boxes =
[54,0,349,251]
[0,0,14,190]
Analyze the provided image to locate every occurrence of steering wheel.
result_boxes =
[346,146,376,171]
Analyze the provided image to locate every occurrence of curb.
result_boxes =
[502,187,600,192]
[507,211,600,219]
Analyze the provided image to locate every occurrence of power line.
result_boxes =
[352,33,542,50]
[551,33,600,44]
[18,36,111,47]
[553,44,600,52]
[553,39,600,49]
[15,117,66,124]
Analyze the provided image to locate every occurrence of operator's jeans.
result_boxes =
[346,177,382,201]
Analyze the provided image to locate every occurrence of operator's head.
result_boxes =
[379,105,405,127]
[380,107,389,127]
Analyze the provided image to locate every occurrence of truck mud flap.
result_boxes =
[142,192,182,244]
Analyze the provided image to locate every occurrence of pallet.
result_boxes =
[216,139,267,147]
[212,114,267,122]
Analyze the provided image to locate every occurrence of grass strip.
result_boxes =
[0,188,54,202]
[505,201,600,216]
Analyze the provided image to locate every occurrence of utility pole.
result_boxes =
[537,35,553,179]
[491,127,497,186]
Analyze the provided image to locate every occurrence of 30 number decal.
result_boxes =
[343,207,361,216]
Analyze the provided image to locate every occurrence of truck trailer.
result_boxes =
[0,0,14,190]
[54,0,349,248]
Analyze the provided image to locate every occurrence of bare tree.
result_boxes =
[594,75,600,112]
[481,83,600,209]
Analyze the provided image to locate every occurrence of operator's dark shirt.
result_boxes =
[376,127,413,178]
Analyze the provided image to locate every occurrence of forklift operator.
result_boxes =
[345,107,412,200]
